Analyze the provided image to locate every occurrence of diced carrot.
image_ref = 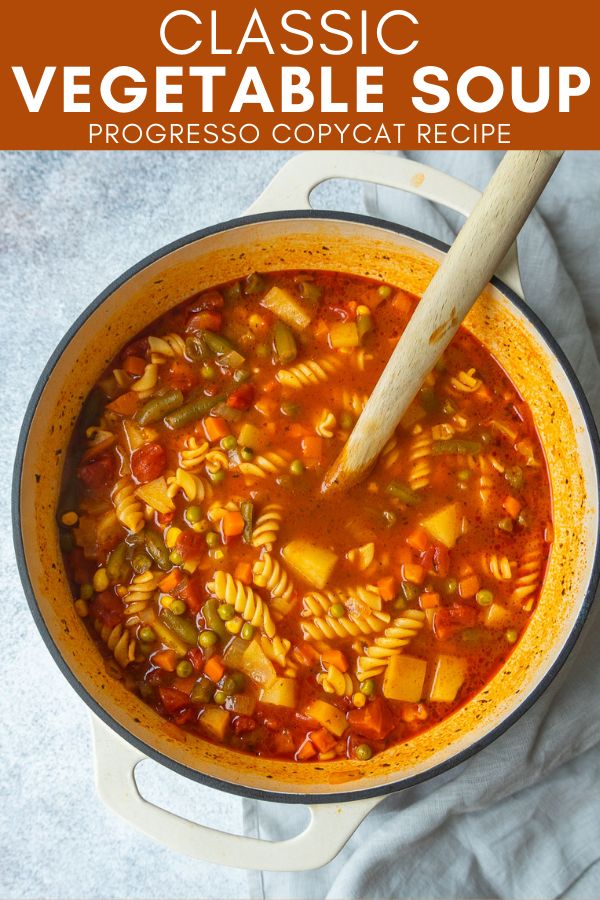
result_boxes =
[406,526,430,553]
[396,545,416,566]
[347,697,395,741]
[477,385,492,402]
[174,675,197,693]
[503,496,522,519]
[152,649,177,672]
[458,574,480,598]
[402,563,426,585]
[234,561,253,585]
[419,591,441,610]
[204,656,225,682]
[122,355,147,376]
[106,391,139,416]
[313,319,328,340]
[296,739,317,760]
[320,647,348,673]
[311,728,336,753]
[222,510,245,539]
[302,435,323,461]
[159,569,184,593]
[203,416,230,442]
[293,642,320,666]
[377,576,397,602]
[289,423,311,439]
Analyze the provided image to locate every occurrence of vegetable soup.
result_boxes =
[59,270,552,763]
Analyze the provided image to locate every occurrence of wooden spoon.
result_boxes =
[322,149,563,494]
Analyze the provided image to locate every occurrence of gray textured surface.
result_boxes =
[0,151,361,900]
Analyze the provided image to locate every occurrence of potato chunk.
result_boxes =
[304,699,347,736]
[241,640,277,687]
[199,707,230,741]
[484,602,512,629]
[382,654,427,702]
[260,677,297,709]
[420,502,460,548]
[261,286,313,330]
[429,654,468,703]
[134,476,175,515]
[282,540,338,589]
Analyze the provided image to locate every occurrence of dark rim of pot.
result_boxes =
[12,209,600,806]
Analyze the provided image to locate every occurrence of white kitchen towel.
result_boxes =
[243,150,600,900]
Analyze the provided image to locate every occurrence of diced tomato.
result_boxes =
[131,442,166,483]
[176,531,206,562]
[232,716,257,735]
[188,290,225,313]
[122,337,149,359]
[433,544,450,578]
[89,589,122,628]
[173,707,196,726]
[419,547,435,573]
[122,355,147,376]
[187,648,204,673]
[186,311,223,333]
[165,359,197,392]
[77,454,116,489]
[158,687,190,715]
[227,384,255,410]
[179,576,205,613]
[433,605,478,640]
[347,697,395,741]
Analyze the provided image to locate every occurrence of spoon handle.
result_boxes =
[322,150,563,493]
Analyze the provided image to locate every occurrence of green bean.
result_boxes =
[420,387,439,412]
[59,531,75,553]
[165,393,225,429]
[232,367,251,382]
[241,500,254,543]
[220,350,246,370]
[223,281,241,302]
[185,334,210,362]
[191,678,215,704]
[202,331,239,357]
[131,550,152,574]
[432,439,482,455]
[144,530,170,570]
[386,481,421,506]
[136,389,184,426]
[202,599,228,639]
[401,581,420,602]
[298,280,322,303]
[273,321,298,364]
[244,272,266,295]
[159,609,198,645]
[106,542,128,583]
[222,675,241,695]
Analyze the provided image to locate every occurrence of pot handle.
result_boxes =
[91,715,381,871]
[246,151,523,298]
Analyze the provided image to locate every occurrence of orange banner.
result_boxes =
[1,1,598,150]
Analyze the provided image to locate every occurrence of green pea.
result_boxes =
[281,401,300,418]
[206,531,220,547]
[443,577,458,595]
[80,583,94,601]
[241,623,255,641]
[213,690,227,705]
[393,595,407,611]
[176,659,193,678]
[186,505,203,524]
[198,630,218,648]
[139,626,156,643]
[339,412,354,430]
[241,447,254,461]
[476,589,494,607]
[382,510,397,528]
[169,550,183,565]
[330,603,345,619]
[457,469,472,482]
[59,531,75,553]
[201,364,216,380]
[355,743,373,761]
[290,459,304,476]
[498,517,514,533]
[222,675,240,695]
[360,679,376,697]
[217,603,235,621]
[208,469,226,484]
[231,671,246,690]
[170,599,187,616]
[505,628,519,644]
[221,435,237,452]
[377,284,392,299]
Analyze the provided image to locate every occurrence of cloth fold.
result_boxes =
[243,150,600,900]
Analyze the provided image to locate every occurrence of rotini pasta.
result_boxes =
[276,356,341,389]
[147,333,186,362]
[253,553,294,603]
[510,538,544,610]
[179,437,209,472]
[238,451,290,480]
[408,429,432,491]
[251,503,283,549]
[112,476,145,533]
[166,467,210,503]
[450,368,482,393]
[482,552,514,581]
[94,620,136,669]
[356,610,426,678]
[317,664,353,697]
[207,571,277,638]
[315,409,337,438]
